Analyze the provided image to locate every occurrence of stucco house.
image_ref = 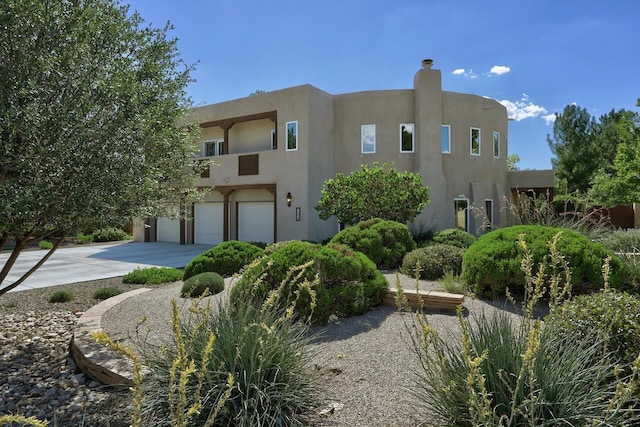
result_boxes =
[133,59,553,245]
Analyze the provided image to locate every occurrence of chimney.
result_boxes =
[421,58,434,69]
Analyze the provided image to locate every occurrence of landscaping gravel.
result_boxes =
[0,274,519,426]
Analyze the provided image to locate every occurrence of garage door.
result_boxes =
[194,202,224,245]
[238,202,274,244]
[157,217,181,243]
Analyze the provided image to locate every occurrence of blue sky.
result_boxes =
[127,0,639,170]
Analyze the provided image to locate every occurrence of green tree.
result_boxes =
[548,104,639,194]
[589,121,640,206]
[0,0,203,295]
[506,153,521,171]
[315,162,430,224]
[547,105,598,193]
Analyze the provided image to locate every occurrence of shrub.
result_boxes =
[139,300,319,426]
[406,232,640,426]
[231,240,388,323]
[432,228,476,248]
[462,225,626,296]
[181,272,224,298]
[545,290,640,368]
[409,310,638,425]
[122,267,184,284]
[329,218,416,269]
[92,227,131,242]
[75,232,93,244]
[401,244,464,280]
[92,287,123,300]
[49,290,74,303]
[183,240,264,280]
[599,228,640,254]
[38,240,53,250]
[410,224,436,247]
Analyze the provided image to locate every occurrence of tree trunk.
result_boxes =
[0,233,67,296]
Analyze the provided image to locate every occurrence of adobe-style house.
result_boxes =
[133,59,553,245]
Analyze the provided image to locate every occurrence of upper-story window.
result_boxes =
[271,129,277,150]
[286,121,298,151]
[400,123,414,153]
[470,127,481,156]
[203,139,224,157]
[493,131,500,158]
[441,125,451,153]
[361,124,376,154]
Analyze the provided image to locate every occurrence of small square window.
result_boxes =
[493,131,500,158]
[361,124,376,154]
[441,125,451,153]
[470,128,481,156]
[286,121,297,151]
[400,123,414,153]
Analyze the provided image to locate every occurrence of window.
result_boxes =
[441,125,451,153]
[470,128,480,155]
[454,198,469,232]
[400,123,414,153]
[493,131,500,158]
[203,139,224,157]
[286,121,297,151]
[271,129,277,150]
[361,124,376,153]
[485,199,493,231]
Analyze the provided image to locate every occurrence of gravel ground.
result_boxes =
[0,274,520,426]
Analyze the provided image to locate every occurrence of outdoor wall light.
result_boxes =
[286,192,292,207]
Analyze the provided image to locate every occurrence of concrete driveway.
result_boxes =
[1,242,211,292]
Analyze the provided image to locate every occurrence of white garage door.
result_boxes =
[194,203,224,245]
[157,217,181,243]
[238,202,274,244]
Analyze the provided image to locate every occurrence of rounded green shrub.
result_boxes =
[92,287,123,300]
[329,218,416,269]
[92,227,130,242]
[462,225,626,297]
[38,240,54,250]
[49,290,74,303]
[181,272,225,298]
[122,267,184,284]
[401,244,465,280]
[432,228,476,248]
[183,240,264,280]
[545,291,640,367]
[231,240,388,323]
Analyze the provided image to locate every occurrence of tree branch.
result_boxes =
[0,233,67,296]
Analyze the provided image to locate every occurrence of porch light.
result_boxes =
[286,192,292,207]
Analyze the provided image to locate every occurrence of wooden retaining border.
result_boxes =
[383,288,464,311]
[69,288,151,386]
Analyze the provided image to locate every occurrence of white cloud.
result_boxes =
[452,68,477,78]
[543,114,556,125]
[499,94,549,122]
[490,65,511,75]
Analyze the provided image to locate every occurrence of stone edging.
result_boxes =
[69,288,151,386]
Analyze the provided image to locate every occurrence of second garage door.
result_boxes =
[157,217,181,243]
[238,201,274,244]
[194,202,224,245]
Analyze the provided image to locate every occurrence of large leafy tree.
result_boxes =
[0,0,203,294]
[589,117,640,206]
[315,162,430,225]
